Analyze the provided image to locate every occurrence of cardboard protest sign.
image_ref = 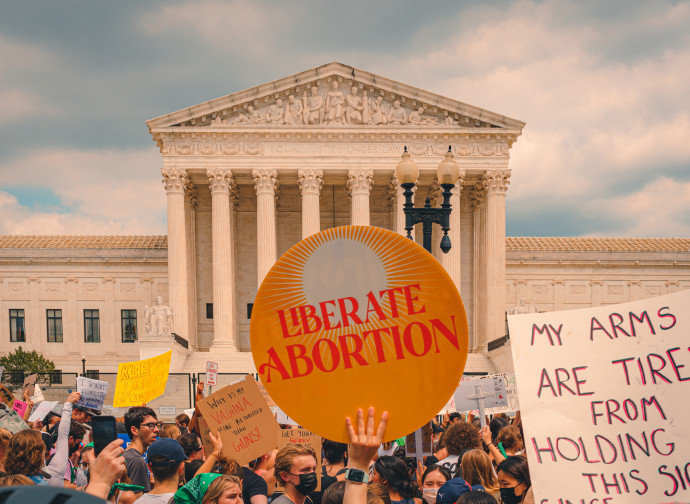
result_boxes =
[12,399,28,418]
[508,289,690,503]
[206,362,218,387]
[28,400,58,423]
[113,350,172,407]
[196,375,280,466]
[251,225,468,442]
[0,410,28,434]
[279,428,322,490]
[23,374,37,397]
[77,377,109,410]
[256,380,276,407]
[0,383,15,407]
[197,416,215,457]
[405,421,433,462]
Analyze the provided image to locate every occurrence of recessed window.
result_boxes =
[84,309,100,343]
[206,303,213,319]
[121,309,137,343]
[85,370,100,380]
[9,309,25,342]
[47,309,63,343]
[50,370,63,385]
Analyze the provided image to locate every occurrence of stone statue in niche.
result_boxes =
[345,86,365,125]
[388,100,407,125]
[144,296,174,338]
[408,107,439,126]
[303,86,324,125]
[369,96,387,125]
[325,81,346,124]
[284,95,303,125]
[266,98,284,124]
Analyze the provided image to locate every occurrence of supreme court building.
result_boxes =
[1,63,689,376]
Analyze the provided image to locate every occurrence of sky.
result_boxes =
[1,0,689,238]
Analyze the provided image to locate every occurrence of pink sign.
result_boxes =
[12,399,28,418]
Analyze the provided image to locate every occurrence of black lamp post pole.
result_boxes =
[81,358,86,377]
[401,182,455,254]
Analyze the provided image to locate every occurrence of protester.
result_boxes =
[371,456,419,504]
[496,456,534,504]
[488,418,509,445]
[124,405,159,493]
[72,405,95,425]
[436,422,480,477]
[176,414,191,433]
[64,421,87,488]
[0,428,11,473]
[159,423,182,439]
[457,493,497,504]
[495,426,523,457]
[185,459,205,486]
[81,438,127,500]
[273,444,318,504]
[248,452,271,477]
[201,474,243,504]
[5,390,80,486]
[343,408,388,504]
[137,438,187,503]
[436,479,486,504]
[367,484,391,504]
[460,450,499,499]
[0,474,34,487]
[419,465,451,504]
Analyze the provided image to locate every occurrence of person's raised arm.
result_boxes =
[344,408,388,504]
[45,391,80,486]
[194,430,223,477]
[84,439,126,500]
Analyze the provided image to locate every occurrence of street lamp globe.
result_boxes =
[437,146,459,185]
[396,146,419,184]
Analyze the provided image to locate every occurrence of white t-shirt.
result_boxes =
[436,454,459,476]
[135,492,175,504]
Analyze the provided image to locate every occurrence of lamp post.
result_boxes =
[81,355,86,377]
[396,146,460,254]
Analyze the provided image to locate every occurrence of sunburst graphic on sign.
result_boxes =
[251,225,468,442]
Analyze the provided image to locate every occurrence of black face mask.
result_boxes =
[499,486,522,504]
[292,472,318,495]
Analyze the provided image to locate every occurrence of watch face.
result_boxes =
[348,469,365,482]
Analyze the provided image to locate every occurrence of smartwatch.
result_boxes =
[344,468,370,484]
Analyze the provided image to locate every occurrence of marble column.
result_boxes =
[184,181,198,349]
[253,169,279,284]
[348,168,373,226]
[470,185,487,351]
[207,168,237,349]
[482,170,510,348]
[441,176,464,292]
[298,169,323,239]
[162,168,189,339]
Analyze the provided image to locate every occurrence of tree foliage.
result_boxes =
[0,346,55,388]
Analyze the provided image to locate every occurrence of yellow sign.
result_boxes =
[113,351,172,407]
[251,226,468,442]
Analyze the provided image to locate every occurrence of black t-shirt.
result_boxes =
[242,466,268,504]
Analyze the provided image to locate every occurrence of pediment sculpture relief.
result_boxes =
[200,81,483,128]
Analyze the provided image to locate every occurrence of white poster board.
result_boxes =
[76,377,109,410]
[206,361,218,387]
[508,289,690,503]
[28,400,58,423]
[454,374,507,412]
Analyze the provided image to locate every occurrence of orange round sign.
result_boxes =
[250,225,468,442]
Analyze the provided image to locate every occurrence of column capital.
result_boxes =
[253,168,279,196]
[298,169,323,196]
[469,182,487,210]
[184,180,198,208]
[347,168,373,196]
[482,169,511,194]
[162,168,189,194]
[207,168,234,194]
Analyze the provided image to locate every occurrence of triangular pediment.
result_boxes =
[146,62,524,132]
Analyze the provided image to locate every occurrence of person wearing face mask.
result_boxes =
[420,465,450,504]
[496,456,534,504]
[371,456,420,504]
[273,445,319,504]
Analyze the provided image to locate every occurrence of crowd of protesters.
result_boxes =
[0,386,533,504]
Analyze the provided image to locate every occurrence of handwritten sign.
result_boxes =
[77,377,109,410]
[251,225,469,442]
[405,421,433,462]
[256,380,276,407]
[30,384,45,403]
[454,374,507,413]
[23,374,37,397]
[113,351,172,407]
[28,400,58,423]
[508,289,690,503]
[0,411,28,434]
[279,428,322,490]
[206,362,218,387]
[197,417,214,457]
[196,375,280,466]
[0,383,15,407]
[12,399,28,418]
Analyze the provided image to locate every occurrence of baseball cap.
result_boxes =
[436,478,485,504]
[146,438,187,466]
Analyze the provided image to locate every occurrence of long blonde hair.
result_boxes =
[202,475,242,504]
[460,449,499,493]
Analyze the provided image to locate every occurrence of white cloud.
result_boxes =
[0,148,166,235]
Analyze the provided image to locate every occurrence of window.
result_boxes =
[84,309,100,343]
[206,303,213,319]
[47,309,63,342]
[9,309,25,342]
[85,370,100,380]
[50,370,63,385]
[121,309,137,343]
